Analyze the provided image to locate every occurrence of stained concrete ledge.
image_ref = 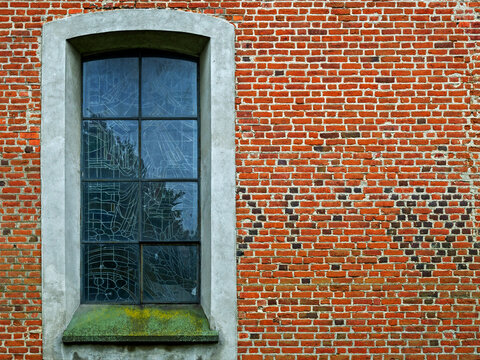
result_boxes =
[62,305,219,344]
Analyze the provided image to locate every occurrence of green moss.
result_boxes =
[62,305,219,344]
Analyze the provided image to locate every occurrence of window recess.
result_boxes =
[80,51,201,305]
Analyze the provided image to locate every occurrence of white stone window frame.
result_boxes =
[41,10,236,360]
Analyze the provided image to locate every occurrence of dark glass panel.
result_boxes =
[141,120,197,179]
[141,57,197,117]
[142,245,199,303]
[142,182,198,242]
[83,57,139,118]
[83,182,139,242]
[82,120,139,179]
[83,244,139,303]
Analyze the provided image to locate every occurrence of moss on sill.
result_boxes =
[62,304,219,344]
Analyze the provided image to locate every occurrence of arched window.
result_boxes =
[41,10,236,359]
[81,51,200,304]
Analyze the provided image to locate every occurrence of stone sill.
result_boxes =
[62,304,219,344]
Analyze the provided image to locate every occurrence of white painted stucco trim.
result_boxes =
[41,10,236,360]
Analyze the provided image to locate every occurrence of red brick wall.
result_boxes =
[1,1,480,359]
[0,0,42,358]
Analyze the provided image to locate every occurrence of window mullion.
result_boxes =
[138,51,143,305]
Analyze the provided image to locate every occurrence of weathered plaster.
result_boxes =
[41,9,236,360]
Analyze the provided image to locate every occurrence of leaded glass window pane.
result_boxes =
[83,244,139,303]
[141,57,197,117]
[81,52,200,304]
[82,120,139,179]
[83,57,139,118]
[142,182,198,242]
[142,245,199,303]
[82,182,139,242]
[141,120,197,179]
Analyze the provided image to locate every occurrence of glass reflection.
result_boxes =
[142,245,198,303]
[141,57,197,117]
[142,182,198,242]
[141,120,197,179]
[83,182,139,242]
[82,120,139,179]
[81,53,200,305]
[83,244,139,303]
[83,57,139,118]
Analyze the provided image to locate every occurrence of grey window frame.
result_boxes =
[80,50,202,305]
[41,10,236,359]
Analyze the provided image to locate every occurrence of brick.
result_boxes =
[0,0,479,359]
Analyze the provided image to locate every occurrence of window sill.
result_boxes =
[62,304,219,344]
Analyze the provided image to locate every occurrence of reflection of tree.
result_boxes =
[143,182,198,242]
[85,182,138,242]
[83,120,138,179]
[85,120,197,242]
[84,120,198,303]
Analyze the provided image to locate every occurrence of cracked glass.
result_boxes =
[81,52,199,304]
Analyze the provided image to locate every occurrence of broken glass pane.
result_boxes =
[142,245,198,303]
[141,57,197,118]
[83,57,139,118]
[142,182,198,242]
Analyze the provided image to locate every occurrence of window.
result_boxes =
[81,52,200,304]
[41,10,236,359]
